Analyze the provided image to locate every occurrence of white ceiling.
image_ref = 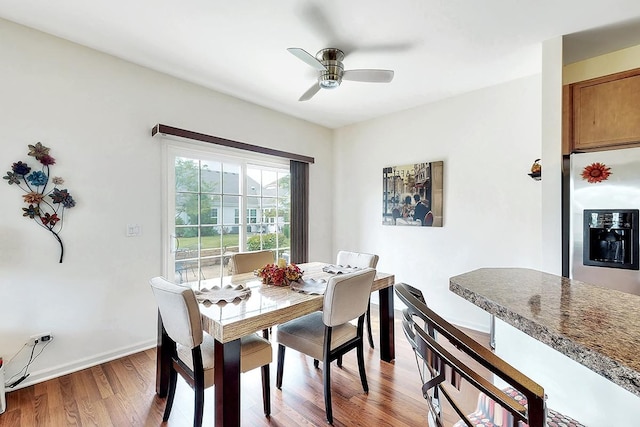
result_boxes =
[2,0,640,129]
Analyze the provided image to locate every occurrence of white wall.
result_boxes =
[333,74,544,331]
[0,18,333,387]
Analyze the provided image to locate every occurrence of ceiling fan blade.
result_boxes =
[287,48,326,71]
[343,69,394,83]
[299,83,321,101]
[298,4,349,52]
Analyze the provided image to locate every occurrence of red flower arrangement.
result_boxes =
[256,259,303,286]
[581,162,611,184]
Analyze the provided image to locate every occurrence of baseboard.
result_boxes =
[6,339,157,392]
[447,316,490,334]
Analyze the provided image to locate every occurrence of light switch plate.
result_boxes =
[126,224,142,237]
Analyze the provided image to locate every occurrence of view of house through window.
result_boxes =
[170,150,290,287]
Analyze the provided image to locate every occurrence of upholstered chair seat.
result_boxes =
[277,312,359,361]
[453,386,586,427]
[176,332,272,389]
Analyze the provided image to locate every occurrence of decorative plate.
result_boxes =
[322,264,362,274]
[290,278,327,295]
[194,284,251,304]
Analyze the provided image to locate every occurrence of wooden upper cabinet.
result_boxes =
[565,68,640,153]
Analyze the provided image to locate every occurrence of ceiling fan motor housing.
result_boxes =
[317,48,344,89]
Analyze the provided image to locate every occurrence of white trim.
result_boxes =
[6,339,157,392]
[161,142,171,278]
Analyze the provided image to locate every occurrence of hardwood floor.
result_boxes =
[0,309,489,426]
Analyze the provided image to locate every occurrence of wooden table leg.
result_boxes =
[379,286,395,362]
[215,338,241,426]
[155,311,171,396]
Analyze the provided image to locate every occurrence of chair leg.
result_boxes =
[163,367,178,421]
[261,364,271,416]
[366,304,374,348]
[323,357,333,425]
[192,348,205,427]
[357,341,369,393]
[313,359,319,369]
[276,344,285,389]
[337,355,343,368]
[194,386,204,427]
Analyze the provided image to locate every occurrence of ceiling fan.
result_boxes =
[287,47,394,101]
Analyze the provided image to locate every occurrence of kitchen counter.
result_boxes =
[449,268,640,397]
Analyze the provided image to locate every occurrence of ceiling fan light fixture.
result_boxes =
[319,75,341,89]
[318,53,344,89]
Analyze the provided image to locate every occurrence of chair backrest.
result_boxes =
[323,268,376,327]
[336,250,379,269]
[149,277,203,349]
[230,250,275,274]
[395,283,547,427]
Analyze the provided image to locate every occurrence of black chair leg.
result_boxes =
[357,342,369,393]
[366,305,374,348]
[193,348,205,427]
[194,384,204,427]
[323,358,333,424]
[337,355,343,368]
[313,359,319,369]
[163,368,178,421]
[276,344,285,389]
[262,364,271,416]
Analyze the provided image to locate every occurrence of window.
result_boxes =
[247,208,258,224]
[166,144,290,287]
[211,208,218,225]
[245,166,290,259]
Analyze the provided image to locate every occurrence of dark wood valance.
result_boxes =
[152,124,315,164]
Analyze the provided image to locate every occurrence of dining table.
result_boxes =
[154,261,396,426]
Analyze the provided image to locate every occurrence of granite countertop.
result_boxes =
[450,268,640,397]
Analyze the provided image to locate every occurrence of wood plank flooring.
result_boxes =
[0,308,489,426]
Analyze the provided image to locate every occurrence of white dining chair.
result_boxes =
[336,250,379,348]
[275,268,376,424]
[230,250,275,274]
[149,277,272,427]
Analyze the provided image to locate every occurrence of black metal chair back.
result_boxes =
[395,283,547,427]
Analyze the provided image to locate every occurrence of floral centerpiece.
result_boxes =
[256,258,303,286]
[3,142,76,263]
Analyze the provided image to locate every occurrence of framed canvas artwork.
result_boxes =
[382,161,443,227]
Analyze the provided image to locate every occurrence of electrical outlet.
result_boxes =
[28,332,53,346]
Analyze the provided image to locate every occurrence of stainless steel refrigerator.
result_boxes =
[570,146,640,296]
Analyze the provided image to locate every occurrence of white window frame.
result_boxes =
[161,140,289,283]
